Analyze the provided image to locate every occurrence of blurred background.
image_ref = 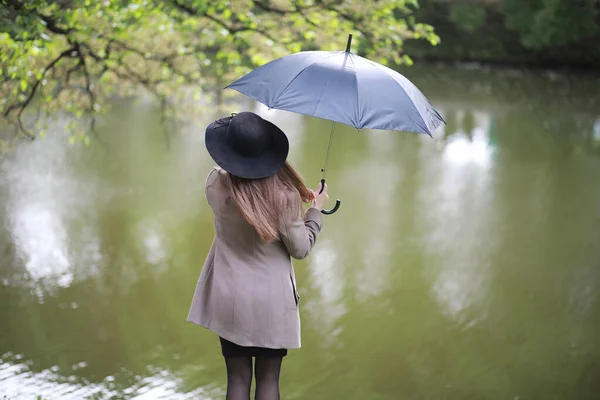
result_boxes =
[1,1,600,399]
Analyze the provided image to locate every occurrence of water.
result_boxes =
[1,64,600,399]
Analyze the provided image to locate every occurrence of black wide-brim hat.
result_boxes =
[205,111,289,179]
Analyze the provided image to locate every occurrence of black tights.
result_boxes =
[224,356,283,400]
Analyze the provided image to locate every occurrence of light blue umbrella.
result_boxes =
[226,34,444,214]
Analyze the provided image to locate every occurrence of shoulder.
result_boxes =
[278,186,303,219]
[206,166,227,189]
[278,186,301,204]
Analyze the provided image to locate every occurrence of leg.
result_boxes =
[224,356,253,400]
[254,356,283,400]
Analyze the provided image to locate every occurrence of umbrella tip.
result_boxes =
[345,34,353,53]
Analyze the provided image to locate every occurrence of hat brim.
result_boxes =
[205,116,289,179]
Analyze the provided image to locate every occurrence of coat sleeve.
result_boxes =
[279,191,323,260]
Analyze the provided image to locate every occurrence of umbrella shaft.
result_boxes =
[321,121,336,181]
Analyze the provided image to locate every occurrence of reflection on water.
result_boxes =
[0,353,214,399]
[11,202,72,288]
[442,111,494,169]
[418,109,497,321]
[305,242,346,350]
[355,131,403,303]
[1,65,600,399]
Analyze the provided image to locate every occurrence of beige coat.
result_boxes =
[187,167,323,349]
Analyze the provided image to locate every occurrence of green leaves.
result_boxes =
[449,3,486,33]
[501,0,599,49]
[1,0,438,142]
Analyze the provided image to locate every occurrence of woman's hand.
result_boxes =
[311,182,329,211]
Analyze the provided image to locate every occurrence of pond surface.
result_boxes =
[1,64,600,399]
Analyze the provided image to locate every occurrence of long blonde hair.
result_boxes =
[226,162,312,244]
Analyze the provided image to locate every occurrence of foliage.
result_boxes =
[0,0,439,142]
[501,0,599,49]
[448,3,486,33]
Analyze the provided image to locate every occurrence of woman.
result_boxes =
[187,111,329,400]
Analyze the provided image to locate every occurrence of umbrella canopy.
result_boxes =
[226,48,444,136]
[224,35,444,215]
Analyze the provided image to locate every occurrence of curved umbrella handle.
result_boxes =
[318,178,341,215]
[321,199,341,215]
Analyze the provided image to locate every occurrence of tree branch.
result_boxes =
[3,46,76,117]
[252,0,290,14]
[66,61,83,84]
[167,0,237,32]
[3,45,78,139]
[3,0,73,35]
[40,14,73,35]
[252,1,320,38]
[77,45,97,133]
[167,0,281,43]
[312,0,373,44]
[165,0,197,15]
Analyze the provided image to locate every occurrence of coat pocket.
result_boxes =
[289,273,300,308]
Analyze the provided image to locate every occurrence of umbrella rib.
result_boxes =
[363,57,435,135]
[270,52,341,108]
[311,69,334,116]
[361,57,431,135]
[351,54,360,128]
[312,52,355,121]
